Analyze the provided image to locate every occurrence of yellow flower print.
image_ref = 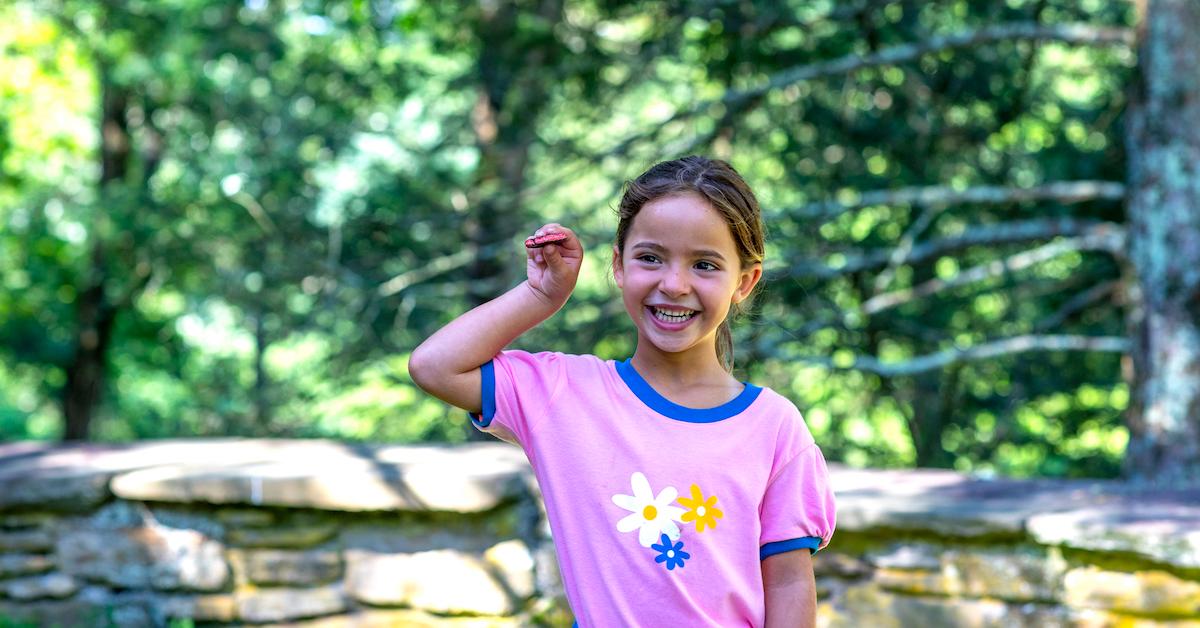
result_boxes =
[678,484,723,532]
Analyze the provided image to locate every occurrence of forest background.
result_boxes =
[2,0,1197,482]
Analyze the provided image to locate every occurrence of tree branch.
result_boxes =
[539,24,1131,212]
[873,202,943,294]
[377,248,475,297]
[786,181,1126,223]
[1032,279,1120,332]
[778,219,1127,281]
[722,23,1133,109]
[862,229,1126,314]
[796,334,1130,377]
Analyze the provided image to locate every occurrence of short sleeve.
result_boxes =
[467,350,566,446]
[759,443,837,559]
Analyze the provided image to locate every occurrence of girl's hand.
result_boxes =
[525,223,583,307]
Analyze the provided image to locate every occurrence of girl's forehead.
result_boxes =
[628,195,736,245]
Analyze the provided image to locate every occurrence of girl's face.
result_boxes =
[612,193,762,366]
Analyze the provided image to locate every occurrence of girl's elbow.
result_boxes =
[407,346,439,392]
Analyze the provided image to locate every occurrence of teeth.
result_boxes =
[652,308,695,323]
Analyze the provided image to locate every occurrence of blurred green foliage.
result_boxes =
[0,0,1137,478]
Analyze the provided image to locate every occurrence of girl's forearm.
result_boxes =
[410,280,563,378]
[762,551,817,628]
[763,583,816,628]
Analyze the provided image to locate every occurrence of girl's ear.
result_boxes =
[732,262,763,304]
[612,244,624,288]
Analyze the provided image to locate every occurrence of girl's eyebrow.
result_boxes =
[631,241,727,261]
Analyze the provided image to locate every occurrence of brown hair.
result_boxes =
[613,155,765,372]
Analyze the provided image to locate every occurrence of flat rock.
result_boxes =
[830,465,1132,537]
[55,510,230,591]
[161,593,239,623]
[270,608,523,627]
[823,582,1072,628]
[0,441,225,512]
[0,553,54,578]
[344,542,534,616]
[107,440,530,513]
[1027,495,1200,570]
[231,548,343,586]
[1063,565,1200,616]
[236,584,347,623]
[0,528,53,552]
[0,573,79,600]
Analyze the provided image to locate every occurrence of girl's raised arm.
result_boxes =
[408,224,583,414]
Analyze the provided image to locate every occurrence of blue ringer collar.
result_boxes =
[615,358,762,423]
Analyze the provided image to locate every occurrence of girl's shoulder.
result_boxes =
[746,383,817,447]
[747,383,803,416]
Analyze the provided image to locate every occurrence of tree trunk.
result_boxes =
[62,276,118,440]
[1122,0,1200,482]
[61,64,129,441]
[462,1,561,440]
[254,308,271,433]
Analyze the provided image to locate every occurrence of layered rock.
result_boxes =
[1,439,1198,627]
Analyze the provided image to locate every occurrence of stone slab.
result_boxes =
[830,465,1134,537]
[871,546,1068,603]
[822,581,1073,628]
[6,439,1200,575]
[55,519,230,591]
[107,440,531,512]
[231,548,343,586]
[270,608,523,627]
[236,584,347,623]
[0,553,54,578]
[1027,496,1200,570]
[2,439,531,514]
[1063,565,1200,616]
[0,440,230,512]
[344,542,532,616]
[0,573,79,600]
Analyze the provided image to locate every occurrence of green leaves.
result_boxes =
[0,0,1142,477]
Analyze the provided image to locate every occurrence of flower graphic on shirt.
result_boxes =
[612,472,684,547]
[651,533,690,570]
[678,484,724,533]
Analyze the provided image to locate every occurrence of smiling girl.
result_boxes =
[409,155,836,627]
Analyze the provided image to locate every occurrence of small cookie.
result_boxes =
[525,232,569,248]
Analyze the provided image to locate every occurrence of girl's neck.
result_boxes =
[630,349,733,388]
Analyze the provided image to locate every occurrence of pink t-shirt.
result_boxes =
[470,350,836,627]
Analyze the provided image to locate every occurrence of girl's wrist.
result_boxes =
[521,280,569,315]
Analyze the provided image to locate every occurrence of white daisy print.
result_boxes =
[612,472,685,547]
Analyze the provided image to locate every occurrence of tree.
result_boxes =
[1122,0,1200,482]
[554,1,1141,478]
[4,0,1195,482]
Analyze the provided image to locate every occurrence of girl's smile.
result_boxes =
[646,305,699,331]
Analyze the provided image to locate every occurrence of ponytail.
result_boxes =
[716,319,734,373]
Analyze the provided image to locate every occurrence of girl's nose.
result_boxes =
[659,265,690,296]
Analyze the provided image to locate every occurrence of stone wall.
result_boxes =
[1,439,1198,627]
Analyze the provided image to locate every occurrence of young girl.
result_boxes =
[409,155,836,627]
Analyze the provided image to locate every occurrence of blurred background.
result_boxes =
[2,0,1192,481]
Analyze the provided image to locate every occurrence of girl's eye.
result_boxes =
[696,261,718,271]
[636,254,660,263]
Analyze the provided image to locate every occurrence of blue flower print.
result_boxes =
[651,533,690,570]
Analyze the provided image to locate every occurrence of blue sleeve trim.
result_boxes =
[467,360,496,428]
[760,536,822,560]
